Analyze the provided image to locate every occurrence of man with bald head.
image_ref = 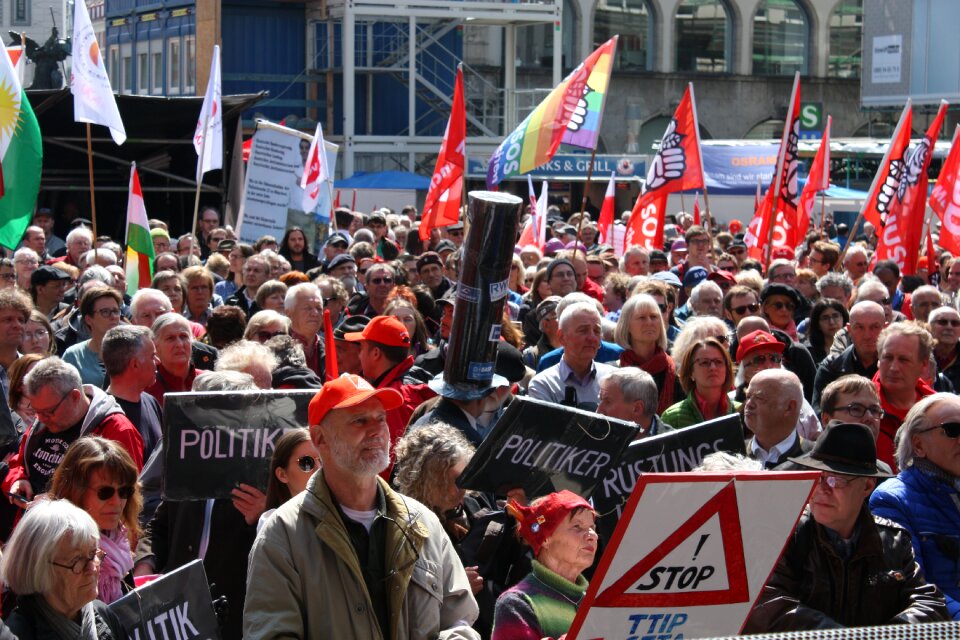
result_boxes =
[813,301,885,412]
[744,369,809,468]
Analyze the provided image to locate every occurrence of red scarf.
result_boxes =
[694,389,729,421]
[620,347,677,414]
[872,370,935,471]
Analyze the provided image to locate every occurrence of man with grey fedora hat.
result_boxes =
[745,422,949,632]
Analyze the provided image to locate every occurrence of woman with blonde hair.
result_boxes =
[50,436,143,604]
[615,294,683,413]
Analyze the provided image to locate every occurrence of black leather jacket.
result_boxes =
[744,506,949,632]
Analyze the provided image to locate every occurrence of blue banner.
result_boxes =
[701,144,779,195]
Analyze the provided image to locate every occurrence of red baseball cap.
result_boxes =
[728,219,743,234]
[343,316,411,348]
[308,374,403,426]
[736,329,785,363]
[770,246,795,261]
[708,270,735,284]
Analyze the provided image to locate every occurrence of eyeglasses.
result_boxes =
[0,274,15,281]
[694,358,725,369]
[51,549,106,575]
[23,329,49,341]
[448,230,463,237]
[689,238,711,247]
[94,308,122,318]
[656,303,668,313]
[380,513,421,581]
[256,330,287,342]
[917,422,960,439]
[818,474,857,490]
[368,277,394,286]
[833,402,884,420]
[933,318,960,328]
[745,353,782,367]
[33,392,71,419]
[732,302,760,316]
[92,485,134,501]
[712,334,729,344]
[766,301,796,312]
[820,313,844,324]
[297,455,321,472]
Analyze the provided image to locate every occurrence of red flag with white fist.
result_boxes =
[625,83,704,251]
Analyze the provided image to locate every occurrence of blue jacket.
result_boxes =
[870,465,960,619]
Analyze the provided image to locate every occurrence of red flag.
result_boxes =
[932,125,960,256]
[692,193,701,226]
[518,175,538,247]
[927,225,937,263]
[625,83,704,251]
[421,66,465,241]
[880,100,946,275]
[597,172,616,244]
[745,186,775,260]
[798,115,831,239]
[324,309,338,381]
[862,101,913,232]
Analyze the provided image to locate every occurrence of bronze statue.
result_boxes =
[10,28,71,90]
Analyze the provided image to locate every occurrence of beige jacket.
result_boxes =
[243,471,480,640]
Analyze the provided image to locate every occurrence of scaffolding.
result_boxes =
[318,0,562,176]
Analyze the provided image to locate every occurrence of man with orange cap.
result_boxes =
[244,374,479,639]
[343,316,435,447]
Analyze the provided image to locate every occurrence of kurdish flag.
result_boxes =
[487,36,618,188]
[124,163,154,295]
[0,41,41,250]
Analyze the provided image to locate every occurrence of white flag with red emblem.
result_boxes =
[194,45,223,182]
[597,172,616,245]
[71,0,125,145]
[301,122,330,213]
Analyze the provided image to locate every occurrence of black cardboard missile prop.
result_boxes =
[592,414,745,541]
[456,396,638,499]
[162,390,315,500]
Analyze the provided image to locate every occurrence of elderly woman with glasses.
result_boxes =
[244,310,291,344]
[615,294,684,413]
[62,287,123,388]
[661,337,739,430]
[928,306,960,392]
[871,393,960,620]
[2,499,126,638]
[50,436,143,604]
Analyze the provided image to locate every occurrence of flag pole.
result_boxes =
[85,123,98,240]
[190,112,210,259]
[689,83,712,237]
[573,148,599,261]
[818,191,827,240]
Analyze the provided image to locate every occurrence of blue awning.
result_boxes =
[334,171,431,190]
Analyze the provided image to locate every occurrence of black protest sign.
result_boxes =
[110,560,221,640]
[593,414,745,540]
[163,390,315,500]
[456,396,637,499]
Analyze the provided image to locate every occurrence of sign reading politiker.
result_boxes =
[456,396,638,499]
[593,415,745,541]
[163,390,315,500]
[110,560,221,640]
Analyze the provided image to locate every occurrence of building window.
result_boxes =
[121,48,132,94]
[108,46,120,89]
[152,52,163,94]
[745,118,784,139]
[595,0,651,71]
[138,52,149,94]
[828,0,862,78]
[752,0,809,76]
[515,0,577,71]
[184,35,196,93]
[675,0,729,73]
[12,0,28,25]
[168,38,181,95]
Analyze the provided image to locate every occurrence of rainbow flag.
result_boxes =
[487,36,618,188]
[124,163,154,294]
[561,38,617,150]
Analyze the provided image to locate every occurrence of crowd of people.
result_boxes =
[0,201,956,638]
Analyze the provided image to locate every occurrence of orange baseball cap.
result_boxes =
[343,316,411,348]
[308,374,403,426]
[736,329,785,363]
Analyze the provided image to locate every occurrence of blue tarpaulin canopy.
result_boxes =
[334,171,431,190]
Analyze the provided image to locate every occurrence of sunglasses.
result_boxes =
[933,318,960,328]
[656,303,668,313]
[745,353,782,367]
[818,474,856,490]
[256,330,287,342]
[92,485,134,501]
[297,455,321,472]
[767,301,796,312]
[732,302,760,316]
[918,422,960,439]
[368,277,394,285]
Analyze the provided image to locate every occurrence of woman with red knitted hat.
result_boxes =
[491,490,598,640]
